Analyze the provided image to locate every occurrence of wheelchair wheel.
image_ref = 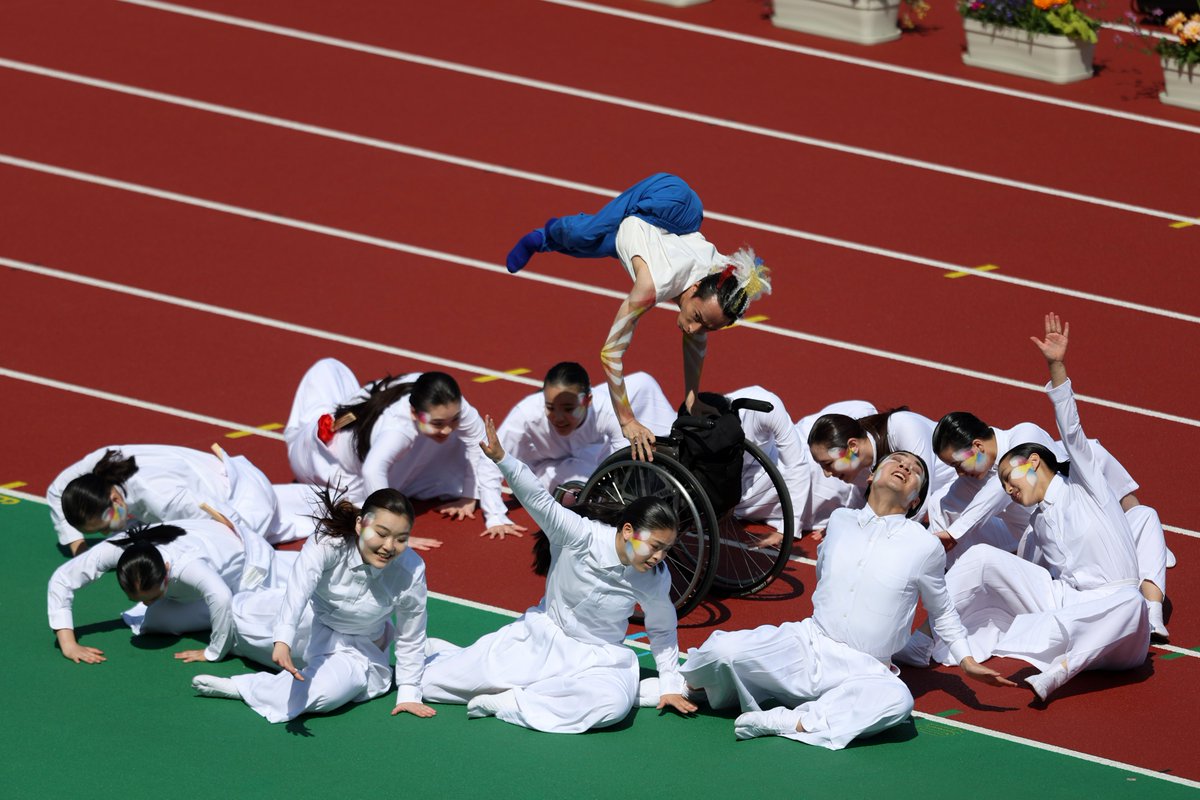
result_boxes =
[577,448,720,619]
[709,440,796,596]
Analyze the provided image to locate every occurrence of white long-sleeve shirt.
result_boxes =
[357,374,511,528]
[614,217,721,303]
[496,452,685,694]
[47,518,246,661]
[813,507,971,665]
[1032,380,1140,591]
[727,386,811,530]
[274,536,428,704]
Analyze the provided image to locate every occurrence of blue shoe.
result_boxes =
[506,228,545,273]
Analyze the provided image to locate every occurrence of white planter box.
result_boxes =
[1160,58,1200,111]
[961,18,1093,84]
[772,0,901,45]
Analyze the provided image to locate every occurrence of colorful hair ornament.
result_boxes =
[712,248,772,305]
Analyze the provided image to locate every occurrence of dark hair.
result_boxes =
[543,362,591,393]
[865,451,930,519]
[105,523,187,595]
[62,449,139,530]
[530,495,679,576]
[807,408,909,461]
[337,371,463,461]
[932,412,995,454]
[312,486,415,549]
[693,271,755,323]
[997,443,1067,482]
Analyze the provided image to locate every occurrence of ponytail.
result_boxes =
[106,523,186,595]
[337,371,464,461]
[312,486,416,549]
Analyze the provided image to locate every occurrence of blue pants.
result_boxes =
[541,173,703,259]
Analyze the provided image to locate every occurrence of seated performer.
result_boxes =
[678,452,1016,749]
[504,173,770,460]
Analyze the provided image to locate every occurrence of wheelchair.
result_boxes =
[567,397,796,619]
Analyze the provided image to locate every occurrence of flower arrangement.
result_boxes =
[957,0,1102,42]
[1158,11,1200,65]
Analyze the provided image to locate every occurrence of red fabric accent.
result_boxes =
[316,413,335,445]
[718,263,736,285]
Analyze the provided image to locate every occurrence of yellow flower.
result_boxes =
[1165,12,1186,33]
[1182,19,1200,44]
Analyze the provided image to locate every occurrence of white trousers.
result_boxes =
[680,619,913,750]
[934,546,1149,688]
[421,612,638,734]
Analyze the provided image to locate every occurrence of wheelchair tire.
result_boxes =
[577,448,720,619]
[709,440,796,596]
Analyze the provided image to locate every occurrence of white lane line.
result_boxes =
[0,367,287,439]
[3,57,1195,228]
[542,0,1200,137]
[1164,524,1200,538]
[5,151,1197,329]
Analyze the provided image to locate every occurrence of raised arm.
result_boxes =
[601,258,658,461]
[458,401,525,540]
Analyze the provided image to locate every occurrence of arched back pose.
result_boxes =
[47,518,290,666]
[420,417,696,733]
[679,452,1016,750]
[794,400,877,540]
[192,488,436,723]
[48,444,307,556]
[916,315,1158,699]
[497,362,676,494]
[504,173,770,460]
[807,408,956,523]
[284,358,524,540]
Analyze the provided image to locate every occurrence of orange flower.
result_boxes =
[1033,0,1068,9]
[1165,12,1186,33]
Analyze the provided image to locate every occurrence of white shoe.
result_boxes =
[467,690,517,719]
[1148,600,1170,643]
[1026,664,1070,702]
[192,674,241,700]
[734,707,802,740]
[893,630,934,668]
[1166,548,1176,569]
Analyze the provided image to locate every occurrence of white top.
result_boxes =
[727,386,811,528]
[275,536,428,704]
[614,217,721,303]
[46,518,246,661]
[868,410,957,521]
[496,453,685,694]
[357,374,511,528]
[812,507,971,665]
[1032,380,1140,591]
[47,445,237,547]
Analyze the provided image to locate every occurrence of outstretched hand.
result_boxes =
[479,415,505,463]
[273,641,304,682]
[622,420,656,462]
[391,701,437,718]
[1030,312,1069,364]
[657,693,698,716]
[960,657,1020,688]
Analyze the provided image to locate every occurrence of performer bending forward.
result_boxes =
[421,416,696,733]
[505,173,770,460]
[681,452,1016,750]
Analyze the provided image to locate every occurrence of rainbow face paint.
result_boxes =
[101,501,130,532]
[1008,457,1039,487]
[827,446,861,474]
[357,512,381,557]
[415,410,460,437]
[952,446,990,475]
[625,529,653,563]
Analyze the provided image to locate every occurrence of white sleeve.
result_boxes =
[47,540,124,630]
[639,567,684,695]
[273,537,332,647]
[496,454,591,552]
[360,427,413,496]
[459,402,513,527]
[1046,380,1109,502]
[915,542,971,664]
[594,401,628,455]
[392,554,429,705]
[172,558,236,661]
[497,395,538,462]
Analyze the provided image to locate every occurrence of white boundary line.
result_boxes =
[1,489,1192,784]
[541,0,1200,136]
[3,57,1195,229]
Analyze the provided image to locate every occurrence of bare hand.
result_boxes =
[62,642,106,664]
[686,394,720,418]
[933,530,957,552]
[960,656,1020,688]
[806,529,825,544]
[480,523,527,540]
[436,498,477,520]
[391,701,437,718]
[657,693,698,715]
[174,649,209,663]
[622,420,655,462]
[750,530,784,549]
[408,536,443,551]
[272,641,304,681]
[478,414,505,463]
[1030,312,1069,364]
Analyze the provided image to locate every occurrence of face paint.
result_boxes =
[827,446,861,474]
[1008,457,1039,487]
[101,501,130,532]
[569,394,588,422]
[357,512,380,557]
[952,446,990,475]
[414,410,459,437]
[624,529,653,563]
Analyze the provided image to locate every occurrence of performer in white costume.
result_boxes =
[284,359,522,540]
[48,444,308,555]
[795,400,877,539]
[421,417,696,733]
[497,362,676,493]
[192,488,435,723]
[47,518,290,665]
[680,451,1016,750]
[919,314,1155,699]
[505,174,770,461]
